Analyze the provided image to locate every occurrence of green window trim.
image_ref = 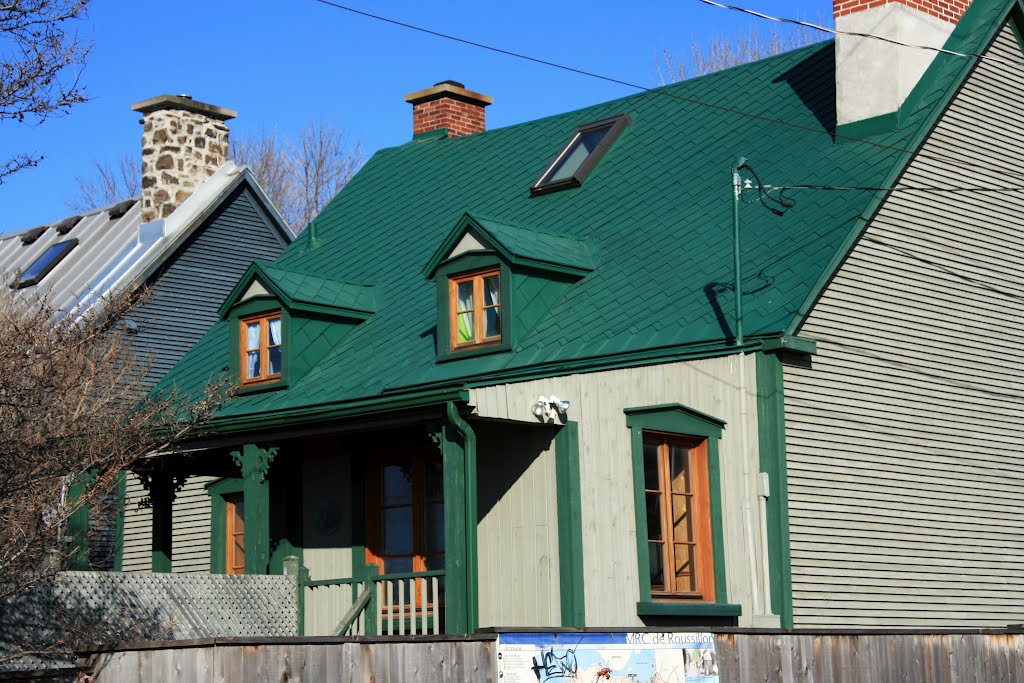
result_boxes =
[206,477,244,574]
[624,403,739,617]
[435,253,513,362]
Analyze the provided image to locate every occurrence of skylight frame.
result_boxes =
[530,113,632,196]
[14,239,79,289]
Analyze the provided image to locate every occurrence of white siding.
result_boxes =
[471,353,770,627]
[785,23,1024,627]
[121,473,213,573]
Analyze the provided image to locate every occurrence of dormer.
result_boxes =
[423,213,595,361]
[218,261,376,391]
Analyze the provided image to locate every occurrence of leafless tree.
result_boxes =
[232,120,363,232]
[0,287,229,604]
[1,0,92,183]
[72,121,363,231]
[66,153,140,212]
[658,22,826,83]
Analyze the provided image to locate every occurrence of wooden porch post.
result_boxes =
[66,469,99,571]
[443,402,478,634]
[232,444,278,575]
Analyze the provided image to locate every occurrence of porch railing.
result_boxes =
[302,566,445,636]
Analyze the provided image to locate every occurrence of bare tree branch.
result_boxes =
[66,153,139,212]
[658,22,826,83]
[0,288,230,604]
[232,120,363,232]
[0,0,92,183]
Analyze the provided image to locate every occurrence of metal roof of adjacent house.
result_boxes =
[155,0,1013,431]
[0,162,293,315]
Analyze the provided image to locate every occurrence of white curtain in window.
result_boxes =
[246,322,261,378]
[268,318,281,346]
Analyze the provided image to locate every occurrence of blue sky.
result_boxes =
[0,0,829,232]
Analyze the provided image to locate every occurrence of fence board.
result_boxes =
[80,632,1024,683]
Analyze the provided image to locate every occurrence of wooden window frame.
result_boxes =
[224,492,245,575]
[644,431,715,602]
[239,311,282,386]
[365,450,444,613]
[448,267,501,351]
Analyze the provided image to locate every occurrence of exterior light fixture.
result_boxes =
[532,396,571,422]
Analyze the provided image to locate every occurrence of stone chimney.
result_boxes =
[835,0,972,126]
[404,80,493,138]
[131,94,237,222]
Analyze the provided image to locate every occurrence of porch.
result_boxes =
[129,401,575,635]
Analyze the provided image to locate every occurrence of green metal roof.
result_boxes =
[217,261,376,319]
[423,213,595,278]
[156,0,1018,430]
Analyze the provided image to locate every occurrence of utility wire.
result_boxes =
[695,0,1024,67]
[766,184,1024,193]
[311,0,1024,184]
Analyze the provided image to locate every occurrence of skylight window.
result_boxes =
[14,239,78,288]
[531,113,631,196]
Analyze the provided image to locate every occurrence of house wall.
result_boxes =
[120,185,289,572]
[475,421,561,627]
[785,22,1024,627]
[470,353,771,627]
[302,447,356,635]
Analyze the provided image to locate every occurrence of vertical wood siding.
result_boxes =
[471,354,768,627]
[120,186,289,571]
[475,421,561,627]
[785,24,1024,627]
[302,450,355,635]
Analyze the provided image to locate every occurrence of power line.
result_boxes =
[310,0,1024,183]
[695,0,1024,68]
[770,184,1024,193]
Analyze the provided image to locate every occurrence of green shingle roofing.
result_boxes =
[156,0,1016,428]
[218,261,376,318]
[423,213,595,278]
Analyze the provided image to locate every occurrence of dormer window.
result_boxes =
[240,311,282,385]
[450,267,501,350]
[14,239,78,288]
[531,114,631,196]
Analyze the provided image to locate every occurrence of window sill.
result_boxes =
[235,379,289,396]
[436,339,512,363]
[636,601,742,618]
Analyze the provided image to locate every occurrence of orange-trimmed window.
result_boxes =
[224,493,245,575]
[449,268,500,350]
[644,432,715,601]
[366,450,445,613]
[240,312,282,385]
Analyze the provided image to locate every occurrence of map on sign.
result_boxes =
[496,632,719,683]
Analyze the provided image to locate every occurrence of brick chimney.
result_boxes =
[835,1,972,126]
[404,80,493,138]
[131,94,237,222]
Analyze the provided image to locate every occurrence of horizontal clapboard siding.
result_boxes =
[121,186,288,570]
[785,23,1024,627]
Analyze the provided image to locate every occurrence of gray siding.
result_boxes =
[132,186,288,387]
[471,354,771,628]
[122,473,215,573]
[121,185,288,570]
[475,421,561,627]
[785,23,1024,627]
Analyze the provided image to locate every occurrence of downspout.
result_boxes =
[446,401,478,632]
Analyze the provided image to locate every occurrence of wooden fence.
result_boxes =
[79,630,1024,682]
